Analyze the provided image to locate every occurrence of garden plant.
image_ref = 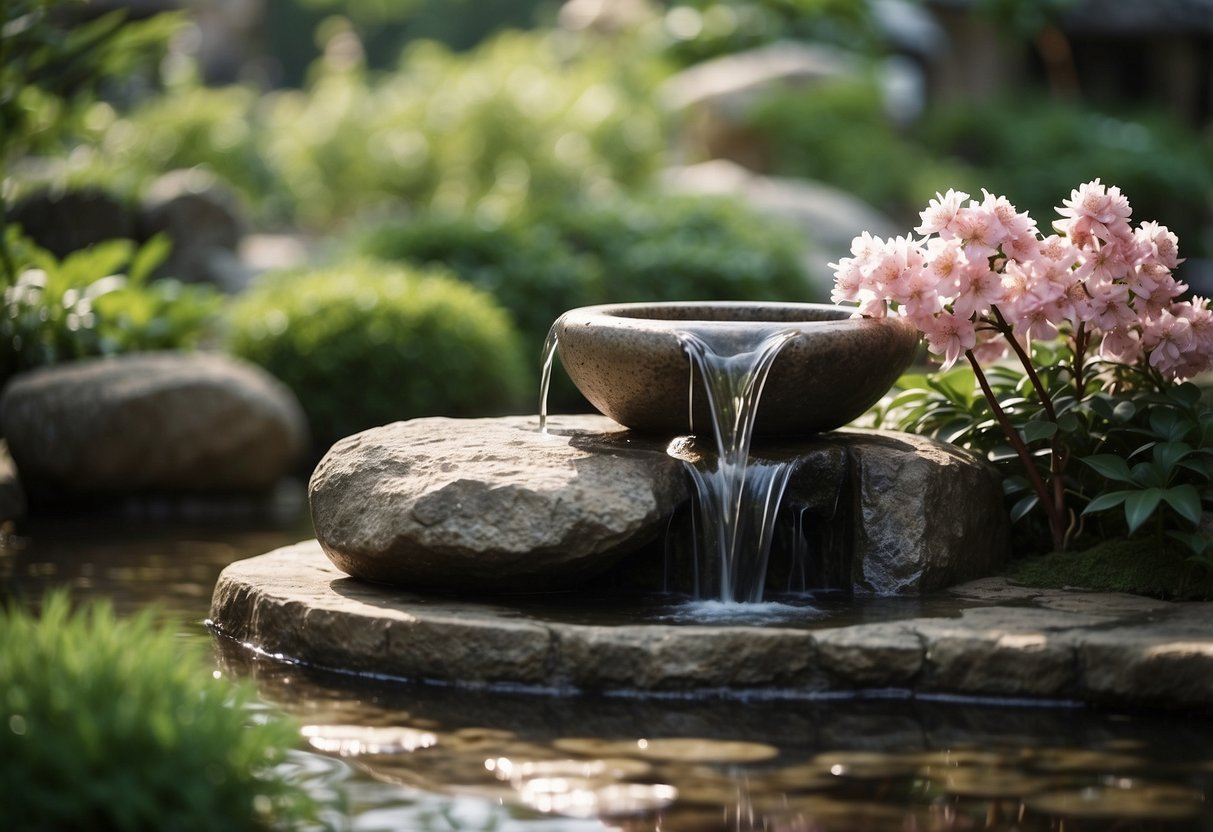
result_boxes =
[227,259,530,449]
[1,230,221,389]
[0,592,320,830]
[832,180,1213,569]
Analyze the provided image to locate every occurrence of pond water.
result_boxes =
[4,496,1213,831]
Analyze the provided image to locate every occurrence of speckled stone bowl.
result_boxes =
[554,301,920,437]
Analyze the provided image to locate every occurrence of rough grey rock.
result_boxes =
[140,169,250,291]
[309,415,686,592]
[837,431,1009,594]
[210,543,1213,711]
[661,41,857,121]
[8,188,136,259]
[0,352,307,499]
[310,415,1007,595]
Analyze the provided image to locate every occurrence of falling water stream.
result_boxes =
[675,327,800,603]
[541,318,804,603]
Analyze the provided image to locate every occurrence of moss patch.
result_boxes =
[1006,538,1213,601]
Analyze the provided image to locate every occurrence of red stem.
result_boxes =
[966,349,1067,551]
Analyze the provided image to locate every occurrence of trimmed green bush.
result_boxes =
[544,193,814,304]
[354,194,814,412]
[357,213,599,353]
[0,592,315,830]
[227,260,530,448]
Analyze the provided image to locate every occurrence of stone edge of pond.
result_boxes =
[208,540,1213,713]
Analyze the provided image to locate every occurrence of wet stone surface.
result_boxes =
[210,540,1213,711]
[309,415,1009,595]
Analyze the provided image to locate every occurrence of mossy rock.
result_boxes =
[1006,537,1213,601]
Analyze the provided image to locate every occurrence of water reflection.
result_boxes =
[220,638,1213,832]
[4,508,1212,830]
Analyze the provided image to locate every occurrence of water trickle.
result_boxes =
[674,326,800,603]
[538,318,561,434]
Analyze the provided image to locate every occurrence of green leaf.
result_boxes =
[1021,420,1057,443]
[1083,490,1133,514]
[1168,530,1213,557]
[1168,382,1203,408]
[1089,394,1116,421]
[1130,461,1166,489]
[1162,484,1204,526]
[1149,408,1190,442]
[1124,488,1163,534]
[894,372,931,390]
[928,366,977,407]
[1001,474,1029,496]
[1080,454,1134,484]
[128,234,172,285]
[1152,441,1193,476]
[1010,493,1038,523]
[1056,411,1081,434]
[1112,400,1137,423]
[989,446,1021,463]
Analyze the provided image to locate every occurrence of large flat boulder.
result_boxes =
[309,415,1008,595]
[309,415,686,592]
[210,542,1213,711]
[0,352,307,500]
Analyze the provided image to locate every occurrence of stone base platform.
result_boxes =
[210,540,1213,712]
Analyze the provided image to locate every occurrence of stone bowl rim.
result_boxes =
[557,300,876,334]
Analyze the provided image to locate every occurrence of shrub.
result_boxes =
[227,260,531,448]
[89,76,283,223]
[262,29,666,229]
[918,95,1213,257]
[545,192,815,304]
[746,76,973,221]
[749,81,1213,256]
[0,592,315,830]
[1,230,221,390]
[355,194,815,412]
[356,213,600,353]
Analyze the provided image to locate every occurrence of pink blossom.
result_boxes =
[1054,178,1133,243]
[890,267,943,320]
[922,310,976,369]
[916,190,970,236]
[1135,221,1183,270]
[1174,297,1213,351]
[925,236,964,295]
[972,328,1010,363]
[1099,326,1142,364]
[1014,296,1061,343]
[1073,237,1132,284]
[1141,310,1195,376]
[996,260,1034,322]
[950,205,1002,261]
[1085,279,1136,331]
[952,259,1004,319]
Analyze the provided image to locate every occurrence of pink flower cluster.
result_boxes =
[831,180,1213,379]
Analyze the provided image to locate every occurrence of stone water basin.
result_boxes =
[553,301,919,436]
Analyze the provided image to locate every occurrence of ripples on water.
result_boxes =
[4,509,1213,831]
